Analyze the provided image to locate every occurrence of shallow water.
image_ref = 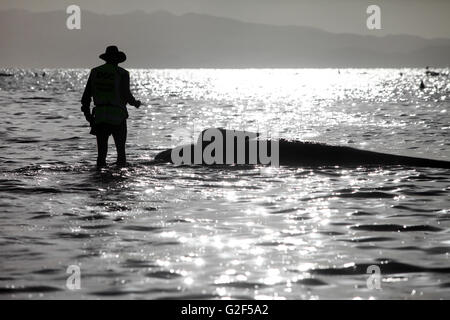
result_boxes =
[0,68,449,299]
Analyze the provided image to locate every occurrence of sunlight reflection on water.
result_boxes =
[0,68,449,299]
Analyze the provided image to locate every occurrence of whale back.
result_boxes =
[154,128,450,169]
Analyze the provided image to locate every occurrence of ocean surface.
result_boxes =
[0,68,449,299]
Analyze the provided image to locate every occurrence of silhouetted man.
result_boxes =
[81,46,141,167]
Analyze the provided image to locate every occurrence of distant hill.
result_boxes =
[1,9,449,68]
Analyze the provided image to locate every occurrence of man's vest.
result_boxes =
[91,64,128,125]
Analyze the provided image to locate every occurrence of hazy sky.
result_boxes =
[1,0,449,39]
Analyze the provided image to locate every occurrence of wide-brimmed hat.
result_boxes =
[99,45,126,63]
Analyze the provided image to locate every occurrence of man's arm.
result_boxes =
[81,72,93,122]
[123,72,141,108]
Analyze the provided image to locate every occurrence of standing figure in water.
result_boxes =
[81,46,141,167]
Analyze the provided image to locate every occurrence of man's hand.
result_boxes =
[83,112,93,124]
[133,100,142,108]
[81,105,93,124]
[84,113,94,124]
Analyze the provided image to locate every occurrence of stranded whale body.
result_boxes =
[154,128,450,169]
